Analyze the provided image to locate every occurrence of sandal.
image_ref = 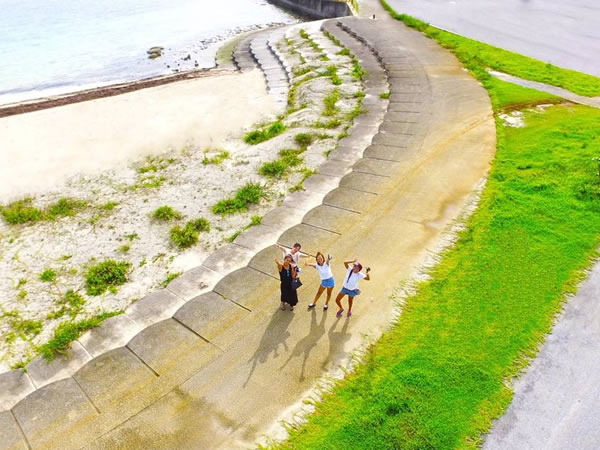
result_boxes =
[336,309,344,317]
[347,311,352,317]
[308,303,316,309]
[323,305,329,310]
[280,302,286,310]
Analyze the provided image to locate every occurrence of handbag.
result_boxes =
[291,277,303,290]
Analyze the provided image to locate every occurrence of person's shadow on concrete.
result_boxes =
[322,317,352,371]
[244,309,294,387]
[279,309,328,381]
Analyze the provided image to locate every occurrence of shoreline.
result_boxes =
[0,67,228,119]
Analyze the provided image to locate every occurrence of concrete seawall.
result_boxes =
[268,0,352,19]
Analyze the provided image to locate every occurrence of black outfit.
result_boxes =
[279,266,298,306]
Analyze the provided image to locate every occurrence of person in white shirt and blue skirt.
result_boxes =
[334,258,371,317]
[305,252,335,310]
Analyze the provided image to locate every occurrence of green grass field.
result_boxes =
[279,3,600,449]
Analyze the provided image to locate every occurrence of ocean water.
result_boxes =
[0,0,297,105]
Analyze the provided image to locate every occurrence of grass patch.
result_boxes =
[47,198,87,218]
[380,91,391,99]
[152,205,183,222]
[39,311,123,361]
[39,268,57,282]
[314,118,341,129]
[85,260,131,296]
[117,244,130,254]
[99,201,119,211]
[3,311,43,339]
[202,150,230,165]
[212,183,265,215]
[259,149,305,179]
[244,121,286,145]
[170,218,210,249]
[161,272,182,288]
[47,290,86,320]
[323,89,340,117]
[380,0,600,97]
[0,198,45,225]
[294,133,314,148]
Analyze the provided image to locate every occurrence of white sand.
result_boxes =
[0,70,276,200]
[0,27,365,370]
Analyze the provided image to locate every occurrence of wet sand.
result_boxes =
[0,69,276,200]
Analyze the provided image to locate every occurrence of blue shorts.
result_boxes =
[340,287,360,297]
[321,277,335,288]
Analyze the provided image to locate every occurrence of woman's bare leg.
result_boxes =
[335,292,345,310]
[325,287,333,305]
[313,285,326,304]
[347,296,354,314]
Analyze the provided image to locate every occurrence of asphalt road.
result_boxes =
[385,0,600,77]
[484,261,600,449]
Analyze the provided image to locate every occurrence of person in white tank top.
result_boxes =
[305,252,335,310]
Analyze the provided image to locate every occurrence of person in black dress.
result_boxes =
[275,254,299,311]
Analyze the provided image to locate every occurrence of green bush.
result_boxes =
[152,205,182,221]
[212,183,264,215]
[244,121,286,145]
[85,260,131,296]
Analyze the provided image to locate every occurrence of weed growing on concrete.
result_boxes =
[351,58,368,81]
[85,260,131,296]
[289,168,318,193]
[161,272,182,288]
[293,66,311,77]
[152,205,183,222]
[212,183,264,215]
[244,121,286,145]
[295,133,314,148]
[39,311,123,361]
[337,48,351,56]
[323,89,340,116]
[323,31,343,48]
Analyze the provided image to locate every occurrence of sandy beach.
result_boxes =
[0,69,277,200]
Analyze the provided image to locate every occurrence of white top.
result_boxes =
[284,249,301,267]
[342,267,366,290]
[315,262,333,280]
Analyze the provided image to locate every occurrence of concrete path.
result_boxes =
[490,71,600,109]
[385,0,600,77]
[0,7,495,449]
[484,261,600,450]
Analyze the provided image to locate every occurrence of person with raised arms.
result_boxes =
[334,258,371,317]
[305,252,335,310]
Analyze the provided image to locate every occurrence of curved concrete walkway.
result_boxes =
[0,8,495,449]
